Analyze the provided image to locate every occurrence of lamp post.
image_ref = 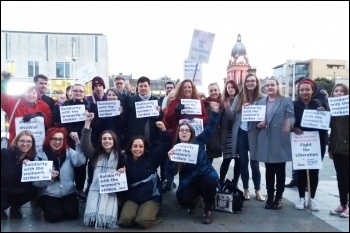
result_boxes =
[292,45,296,101]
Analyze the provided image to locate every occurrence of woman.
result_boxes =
[230,73,265,201]
[118,121,171,229]
[219,80,240,187]
[255,78,295,210]
[81,111,125,228]
[328,83,349,218]
[293,79,328,211]
[1,131,38,219]
[33,127,85,222]
[167,101,220,224]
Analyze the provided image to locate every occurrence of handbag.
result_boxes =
[214,179,244,214]
[1,99,21,149]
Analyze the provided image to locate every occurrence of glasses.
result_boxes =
[18,140,32,144]
[115,82,124,85]
[72,90,84,93]
[246,80,256,83]
[51,138,64,143]
[179,129,190,133]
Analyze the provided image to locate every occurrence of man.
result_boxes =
[159,81,175,110]
[33,74,55,112]
[114,76,129,102]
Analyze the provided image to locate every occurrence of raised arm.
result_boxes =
[80,111,96,160]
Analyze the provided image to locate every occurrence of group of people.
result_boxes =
[1,71,348,230]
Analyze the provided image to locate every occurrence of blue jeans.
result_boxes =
[237,128,261,190]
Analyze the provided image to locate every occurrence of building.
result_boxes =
[1,30,109,98]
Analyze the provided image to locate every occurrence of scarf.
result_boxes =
[84,151,119,229]
[44,147,66,181]
[138,92,151,101]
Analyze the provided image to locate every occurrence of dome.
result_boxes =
[231,34,247,57]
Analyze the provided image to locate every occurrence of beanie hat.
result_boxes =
[91,76,105,90]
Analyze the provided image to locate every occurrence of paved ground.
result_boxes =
[1,154,348,232]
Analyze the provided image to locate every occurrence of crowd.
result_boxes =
[1,71,348,229]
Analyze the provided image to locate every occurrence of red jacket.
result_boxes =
[1,93,52,145]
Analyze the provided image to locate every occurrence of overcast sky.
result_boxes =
[1,1,349,92]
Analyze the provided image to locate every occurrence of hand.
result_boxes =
[51,170,59,179]
[22,159,30,164]
[243,103,251,107]
[155,121,166,132]
[257,119,267,129]
[208,101,220,113]
[85,111,94,122]
[294,127,303,135]
[117,166,126,173]
[119,106,123,113]
[174,104,185,112]
[1,71,11,80]
[22,112,43,122]
[316,106,325,111]
[168,148,174,159]
[156,106,161,112]
[69,132,79,142]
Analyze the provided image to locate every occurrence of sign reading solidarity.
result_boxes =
[171,143,199,164]
[181,99,202,115]
[328,95,349,116]
[242,105,266,122]
[60,105,86,123]
[99,172,128,194]
[97,100,121,118]
[135,100,159,118]
[21,161,53,182]
[301,110,331,130]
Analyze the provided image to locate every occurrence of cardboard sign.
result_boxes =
[15,116,45,151]
[242,105,266,122]
[328,95,349,116]
[99,172,128,194]
[21,161,53,182]
[60,105,86,123]
[97,100,121,118]
[181,99,202,115]
[135,100,159,118]
[301,110,331,130]
[171,143,199,164]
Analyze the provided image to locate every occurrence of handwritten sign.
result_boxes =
[301,110,331,130]
[135,100,159,118]
[99,172,128,194]
[60,105,86,123]
[15,116,45,151]
[184,60,202,85]
[21,161,53,182]
[187,29,215,64]
[328,95,349,116]
[179,118,204,136]
[76,62,98,84]
[242,105,266,122]
[97,100,121,118]
[181,99,202,115]
[290,132,323,170]
[171,143,199,164]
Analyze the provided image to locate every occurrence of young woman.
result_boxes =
[255,78,295,209]
[81,111,125,228]
[328,83,349,218]
[167,101,220,224]
[118,121,171,229]
[33,127,85,222]
[1,131,38,219]
[230,73,265,201]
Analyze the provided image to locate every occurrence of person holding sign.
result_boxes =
[293,79,328,211]
[1,131,38,219]
[33,127,85,223]
[118,121,171,229]
[230,73,266,201]
[81,111,126,228]
[328,83,349,218]
[166,101,220,224]
[255,78,295,210]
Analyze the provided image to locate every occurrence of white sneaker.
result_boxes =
[330,204,346,215]
[339,206,349,218]
[295,198,305,210]
[310,199,320,211]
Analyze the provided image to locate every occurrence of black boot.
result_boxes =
[273,198,283,210]
[264,196,274,209]
[285,180,297,188]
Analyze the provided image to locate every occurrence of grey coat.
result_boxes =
[230,93,266,160]
[256,96,295,163]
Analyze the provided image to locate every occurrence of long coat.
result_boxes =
[255,96,295,163]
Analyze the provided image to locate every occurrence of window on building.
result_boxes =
[28,61,39,77]
[336,75,343,79]
[56,62,70,78]
[326,75,332,80]
[6,61,15,77]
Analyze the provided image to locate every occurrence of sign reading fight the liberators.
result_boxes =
[181,99,202,115]
[187,29,215,64]
[184,60,202,85]
[135,100,159,118]
[179,118,204,136]
[15,116,45,150]
[301,110,331,130]
[60,105,86,123]
[328,95,349,116]
[171,143,199,164]
[290,131,323,170]
[21,161,53,182]
[241,105,266,122]
[97,100,121,118]
[99,172,128,194]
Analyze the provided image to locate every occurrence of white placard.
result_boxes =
[60,105,86,123]
[184,60,202,85]
[181,99,202,115]
[135,100,159,118]
[21,161,53,182]
[179,118,204,137]
[76,62,98,84]
[187,29,215,64]
[15,116,45,150]
[241,105,266,122]
[99,172,128,194]
[97,100,121,118]
[290,132,323,170]
[301,110,331,130]
[328,95,349,116]
[171,143,199,164]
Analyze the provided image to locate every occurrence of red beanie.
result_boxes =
[91,76,105,90]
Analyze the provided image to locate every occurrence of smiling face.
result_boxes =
[49,132,64,151]
[298,83,313,102]
[178,125,191,143]
[17,135,33,154]
[36,78,48,95]
[208,84,220,99]
[131,139,144,159]
[138,81,150,96]
[107,90,119,100]
[265,79,278,97]
[101,132,114,152]
[332,85,345,97]
[245,76,257,91]
[24,88,38,104]
[182,81,193,99]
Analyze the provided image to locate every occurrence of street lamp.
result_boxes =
[292,46,296,101]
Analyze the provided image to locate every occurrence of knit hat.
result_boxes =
[91,76,105,90]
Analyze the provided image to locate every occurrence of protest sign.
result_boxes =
[15,116,45,150]
[181,99,202,115]
[60,105,86,123]
[187,29,215,64]
[99,172,128,194]
[184,60,202,85]
[135,100,159,118]
[328,95,349,116]
[97,100,121,118]
[76,62,97,84]
[170,143,199,164]
[301,110,331,130]
[21,161,53,182]
[179,118,204,136]
[242,105,266,122]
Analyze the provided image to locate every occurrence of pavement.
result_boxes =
[1,154,348,232]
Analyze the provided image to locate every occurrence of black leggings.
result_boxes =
[220,157,240,182]
[176,175,217,211]
[333,154,349,206]
[1,185,37,212]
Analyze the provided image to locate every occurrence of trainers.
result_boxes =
[202,210,213,224]
[295,198,305,210]
[310,199,320,211]
[330,204,346,215]
[9,207,22,219]
[76,190,87,202]
[340,206,349,218]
